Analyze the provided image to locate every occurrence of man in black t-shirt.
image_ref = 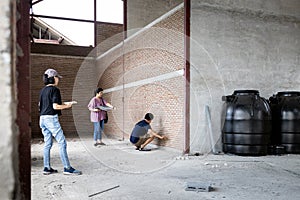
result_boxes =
[39,85,62,116]
[39,68,81,175]
[130,113,167,151]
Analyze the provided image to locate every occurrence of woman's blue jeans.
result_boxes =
[39,115,71,169]
[93,120,104,141]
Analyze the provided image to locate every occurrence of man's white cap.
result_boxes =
[44,68,62,78]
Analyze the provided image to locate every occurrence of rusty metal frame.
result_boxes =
[17,0,31,199]
[184,0,190,154]
[94,0,97,47]
[123,0,127,38]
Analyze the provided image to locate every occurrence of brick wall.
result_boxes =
[96,22,123,54]
[30,7,185,151]
[30,44,94,138]
[93,7,185,149]
[127,0,183,34]
[30,21,122,139]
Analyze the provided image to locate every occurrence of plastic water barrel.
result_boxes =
[269,91,300,154]
[222,90,272,155]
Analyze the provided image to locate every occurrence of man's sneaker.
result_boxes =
[43,167,58,175]
[139,147,151,151]
[63,167,82,175]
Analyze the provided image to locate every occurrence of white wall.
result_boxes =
[190,0,300,154]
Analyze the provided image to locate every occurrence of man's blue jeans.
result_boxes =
[93,120,104,141]
[39,115,71,169]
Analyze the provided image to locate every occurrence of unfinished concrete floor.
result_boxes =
[31,138,300,200]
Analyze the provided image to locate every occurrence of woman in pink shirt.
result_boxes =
[88,88,114,146]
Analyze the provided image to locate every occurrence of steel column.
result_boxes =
[17,0,31,199]
[184,0,190,154]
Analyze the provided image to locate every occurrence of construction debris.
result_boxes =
[88,185,120,198]
[185,182,213,192]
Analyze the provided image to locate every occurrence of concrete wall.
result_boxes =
[0,0,19,199]
[190,0,300,153]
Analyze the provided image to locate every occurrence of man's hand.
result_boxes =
[161,135,168,140]
[65,103,72,109]
[53,103,72,110]
[64,101,77,105]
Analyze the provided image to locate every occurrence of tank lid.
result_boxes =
[276,91,300,97]
[233,90,259,95]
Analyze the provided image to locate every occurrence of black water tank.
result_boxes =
[222,90,272,156]
[269,91,300,154]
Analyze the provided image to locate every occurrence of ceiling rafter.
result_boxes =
[31,0,44,6]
